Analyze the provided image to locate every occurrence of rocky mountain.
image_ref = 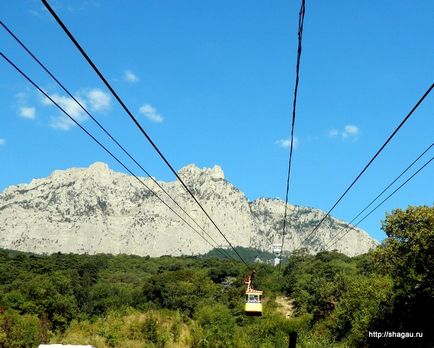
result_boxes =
[0,162,377,257]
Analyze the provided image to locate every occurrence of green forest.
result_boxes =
[0,205,433,347]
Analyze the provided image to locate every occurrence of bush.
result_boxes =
[0,310,42,348]
[196,304,236,347]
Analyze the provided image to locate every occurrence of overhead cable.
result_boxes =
[297,83,434,249]
[41,0,248,266]
[0,51,233,261]
[0,20,235,261]
[279,0,306,267]
[327,155,433,248]
[323,142,433,250]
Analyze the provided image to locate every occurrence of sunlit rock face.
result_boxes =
[0,163,377,257]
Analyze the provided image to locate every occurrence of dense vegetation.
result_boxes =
[0,205,432,347]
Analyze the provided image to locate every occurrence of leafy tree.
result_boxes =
[143,269,217,316]
[241,314,290,347]
[322,274,392,346]
[372,205,434,347]
[376,205,434,295]
[195,304,236,347]
[0,310,42,348]
[88,282,135,316]
[284,251,357,320]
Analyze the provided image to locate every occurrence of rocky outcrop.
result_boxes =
[0,162,377,257]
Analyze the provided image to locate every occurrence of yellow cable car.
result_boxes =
[244,270,263,316]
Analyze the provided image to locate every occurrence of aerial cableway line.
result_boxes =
[0,20,235,261]
[279,0,306,267]
[0,51,233,261]
[297,83,434,250]
[41,0,248,266]
[326,153,434,249]
[323,142,433,251]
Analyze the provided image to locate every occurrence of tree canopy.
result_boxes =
[0,205,433,347]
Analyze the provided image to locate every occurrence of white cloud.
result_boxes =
[328,129,339,138]
[19,106,36,120]
[124,70,139,83]
[15,92,28,103]
[86,89,111,112]
[139,103,164,123]
[40,88,111,131]
[42,93,88,131]
[49,116,76,131]
[29,9,41,17]
[275,137,299,150]
[42,94,86,118]
[328,125,360,139]
[342,124,359,138]
[0,138,5,145]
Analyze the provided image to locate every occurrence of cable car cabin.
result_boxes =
[244,290,263,316]
[244,270,263,316]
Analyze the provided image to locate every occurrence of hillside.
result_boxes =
[0,162,377,256]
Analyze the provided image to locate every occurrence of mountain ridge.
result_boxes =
[0,162,377,257]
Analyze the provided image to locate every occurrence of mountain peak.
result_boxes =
[88,162,110,172]
[178,164,224,180]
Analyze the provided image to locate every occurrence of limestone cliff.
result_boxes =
[0,162,377,257]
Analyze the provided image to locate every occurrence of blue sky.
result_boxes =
[0,0,433,244]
